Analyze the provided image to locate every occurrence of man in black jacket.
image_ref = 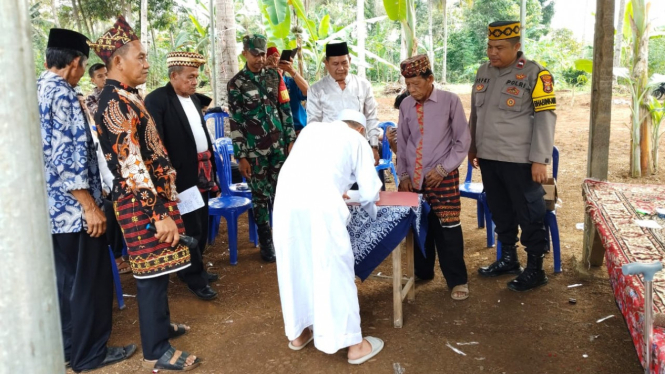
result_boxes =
[145,52,219,301]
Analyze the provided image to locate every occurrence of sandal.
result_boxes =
[142,347,201,372]
[115,257,132,274]
[170,323,190,339]
[80,344,137,372]
[451,284,469,301]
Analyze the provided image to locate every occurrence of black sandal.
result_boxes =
[142,347,201,372]
[169,323,190,339]
[80,344,136,372]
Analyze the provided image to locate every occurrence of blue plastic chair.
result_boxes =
[460,160,495,247]
[204,111,230,139]
[376,122,399,188]
[214,138,258,247]
[208,141,254,265]
[496,146,561,273]
[109,245,126,310]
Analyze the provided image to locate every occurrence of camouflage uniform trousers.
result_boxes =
[247,147,287,225]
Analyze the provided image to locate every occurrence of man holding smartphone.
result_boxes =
[266,47,309,134]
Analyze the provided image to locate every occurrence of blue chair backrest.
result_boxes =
[464,160,474,184]
[213,138,233,196]
[553,146,559,180]
[464,145,558,184]
[378,121,396,161]
[204,111,230,139]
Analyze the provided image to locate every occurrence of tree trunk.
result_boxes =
[2,1,65,371]
[76,0,92,37]
[630,0,651,176]
[140,0,148,50]
[123,0,133,25]
[357,0,366,78]
[50,0,59,27]
[614,0,626,68]
[441,0,447,83]
[427,0,434,69]
[215,0,239,109]
[70,0,82,33]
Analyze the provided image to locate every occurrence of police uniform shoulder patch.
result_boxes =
[532,70,556,112]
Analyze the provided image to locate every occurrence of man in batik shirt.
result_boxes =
[38,27,135,372]
[90,16,201,371]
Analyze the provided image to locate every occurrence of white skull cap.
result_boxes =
[337,109,367,128]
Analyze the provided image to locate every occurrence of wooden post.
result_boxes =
[582,0,615,268]
[392,241,403,328]
[0,0,65,371]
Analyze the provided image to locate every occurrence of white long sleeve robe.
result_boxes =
[273,121,382,354]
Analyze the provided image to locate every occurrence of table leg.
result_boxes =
[393,240,403,328]
[405,231,415,301]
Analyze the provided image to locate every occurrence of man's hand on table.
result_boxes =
[398,178,413,192]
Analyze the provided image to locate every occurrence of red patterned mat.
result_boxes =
[583,179,665,372]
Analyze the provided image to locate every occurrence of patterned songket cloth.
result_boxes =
[89,16,139,64]
[166,51,206,68]
[415,169,461,228]
[400,54,431,78]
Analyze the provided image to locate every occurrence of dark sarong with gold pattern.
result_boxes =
[415,168,461,227]
[114,195,191,279]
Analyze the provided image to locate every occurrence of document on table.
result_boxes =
[344,190,380,205]
[177,186,204,215]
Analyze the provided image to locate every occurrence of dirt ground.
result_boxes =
[83,90,665,374]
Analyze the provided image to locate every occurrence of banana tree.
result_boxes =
[382,0,417,58]
[627,0,652,176]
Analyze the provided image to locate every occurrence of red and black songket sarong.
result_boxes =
[415,168,461,228]
[114,196,192,278]
[197,150,219,193]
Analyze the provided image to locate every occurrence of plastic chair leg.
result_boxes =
[483,200,495,248]
[108,246,125,310]
[225,214,239,266]
[547,211,562,273]
[248,210,258,247]
[476,200,485,228]
[496,241,502,261]
[390,165,399,188]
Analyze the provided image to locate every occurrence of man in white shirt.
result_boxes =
[273,109,385,365]
[307,42,381,165]
[145,52,219,301]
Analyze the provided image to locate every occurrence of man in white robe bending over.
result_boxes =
[273,109,385,365]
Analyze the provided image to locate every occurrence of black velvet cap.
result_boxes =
[47,28,90,58]
[325,42,349,57]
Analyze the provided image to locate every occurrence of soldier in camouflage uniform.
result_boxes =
[227,34,297,263]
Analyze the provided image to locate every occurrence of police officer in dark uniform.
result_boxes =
[469,21,557,292]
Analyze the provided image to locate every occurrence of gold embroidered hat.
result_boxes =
[400,54,431,78]
[90,16,139,64]
[488,21,521,41]
[166,51,206,68]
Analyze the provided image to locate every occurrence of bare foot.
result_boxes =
[290,328,312,348]
[347,339,372,360]
[172,323,190,332]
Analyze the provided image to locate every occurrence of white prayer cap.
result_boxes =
[337,109,367,128]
